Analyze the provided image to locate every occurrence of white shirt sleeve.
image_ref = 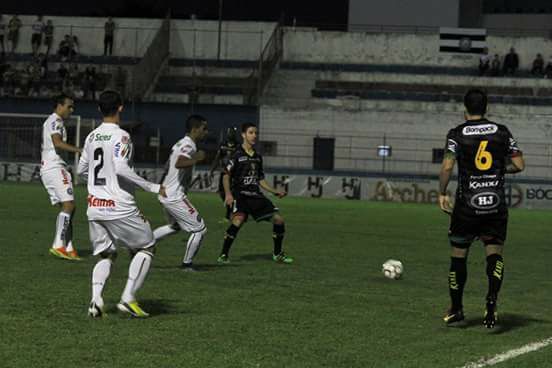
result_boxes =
[113,134,160,193]
[77,141,89,179]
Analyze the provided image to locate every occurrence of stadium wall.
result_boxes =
[282,28,552,69]
[259,104,552,178]
[5,15,275,60]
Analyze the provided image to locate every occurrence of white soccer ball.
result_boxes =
[382,259,403,280]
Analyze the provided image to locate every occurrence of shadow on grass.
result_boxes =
[140,299,182,316]
[453,313,548,333]
[239,253,272,262]
[153,263,240,271]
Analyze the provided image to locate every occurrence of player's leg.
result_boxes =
[271,214,293,264]
[109,213,156,318]
[444,214,474,324]
[61,200,80,259]
[218,197,246,263]
[88,221,116,318]
[481,218,506,328]
[153,204,181,241]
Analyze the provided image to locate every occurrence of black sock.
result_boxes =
[272,223,285,255]
[486,254,504,302]
[221,224,240,256]
[449,257,467,312]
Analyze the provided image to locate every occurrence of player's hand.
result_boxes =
[275,190,287,199]
[159,185,167,198]
[439,194,453,215]
[194,150,206,162]
[224,193,234,207]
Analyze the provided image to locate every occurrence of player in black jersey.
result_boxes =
[217,122,294,264]
[209,126,239,221]
[439,89,524,328]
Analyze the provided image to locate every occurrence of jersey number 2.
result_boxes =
[475,140,493,171]
[94,148,106,185]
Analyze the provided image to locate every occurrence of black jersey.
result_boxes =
[445,118,521,217]
[225,146,265,197]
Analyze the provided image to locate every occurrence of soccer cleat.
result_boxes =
[217,254,230,264]
[443,308,465,324]
[88,301,105,318]
[67,249,82,261]
[484,300,498,329]
[49,246,72,260]
[273,252,294,264]
[181,263,199,272]
[117,301,150,318]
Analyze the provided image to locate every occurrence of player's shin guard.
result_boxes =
[121,250,153,303]
[221,224,240,256]
[486,254,504,301]
[449,257,467,311]
[53,212,71,248]
[183,227,207,265]
[92,258,112,303]
[272,223,285,255]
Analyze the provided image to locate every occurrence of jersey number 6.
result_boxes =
[475,140,493,171]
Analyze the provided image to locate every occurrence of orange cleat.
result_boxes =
[49,247,72,260]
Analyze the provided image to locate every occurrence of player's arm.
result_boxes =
[175,150,206,169]
[52,133,81,154]
[113,137,166,197]
[260,179,286,198]
[438,154,455,214]
[77,144,89,179]
[506,155,525,173]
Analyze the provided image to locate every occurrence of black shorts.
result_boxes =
[448,211,508,248]
[232,194,278,222]
[31,33,42,44]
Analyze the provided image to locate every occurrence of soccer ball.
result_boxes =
[382,259,403,280]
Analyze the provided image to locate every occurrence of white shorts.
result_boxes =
[160,197,206,233]
[41,168,74,205]
[89,212,155,255]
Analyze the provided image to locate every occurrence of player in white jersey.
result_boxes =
[77,90,166,318]
[40,94,82,261]
[153,115,208,271]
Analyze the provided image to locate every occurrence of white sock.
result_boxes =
[121,250,153,303]
[66,240,74,252]
[183,228,206,265]
[92,258,112,304]
[153,225,178,240]
[52,212,71,248]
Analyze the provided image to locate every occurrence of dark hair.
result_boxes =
[464,89,487,116]
[241,122,256,133]
[98,90,122,117]
[53,93,72,109]
[186,114,207,132]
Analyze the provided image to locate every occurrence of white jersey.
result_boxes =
[161,136,197,200]
[41,113,67,171]
[77,122,160,221]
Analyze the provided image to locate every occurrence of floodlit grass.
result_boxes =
[1,182,552,368]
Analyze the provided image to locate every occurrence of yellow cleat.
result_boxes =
[49,247,72,260]
[117,301,150,318]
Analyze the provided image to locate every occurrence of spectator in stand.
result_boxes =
[479,47,491,76]
[44,20,54,55]
[0,15,6,59]
[7,15,22,54]
[58,35,70,61]
[71,35,80,56]
[544,55,552,79]
[104,16,115,56]
[114,66,126,97]
[490,54,501,77]
[57,63,68,81]
[31,15,45,56]
[531,53,544,76]
[37,53,48,79]
[502,47,519,75]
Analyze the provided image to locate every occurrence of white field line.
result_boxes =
[460,337,552,368]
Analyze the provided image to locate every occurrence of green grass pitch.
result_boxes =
[1,182,552,368]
